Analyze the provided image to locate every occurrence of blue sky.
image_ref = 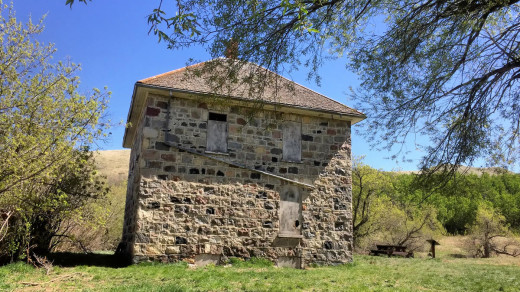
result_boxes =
[12,0,426,171]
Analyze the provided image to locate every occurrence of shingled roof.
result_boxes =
[138,59,365,118]
[123,59,365,147]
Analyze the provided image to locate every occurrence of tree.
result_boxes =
[351,156,393,244]
[465,204,520,258]
[0,3,108,198]
[68,0,520,174]
[400,171,520,234]
[0,2,109,262]
[1,149,109,261]
[375,202,442,251]
[351,158,444,250]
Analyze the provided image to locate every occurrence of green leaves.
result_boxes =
[147,6,200,48]
[0,2,109,261]
[352,156,520,251]
[108,0,519,175]
[465,203,520,258]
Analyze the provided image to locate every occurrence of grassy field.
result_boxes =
[1,248,519,291]
[7,152,512,291]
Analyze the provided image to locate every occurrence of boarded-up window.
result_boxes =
[279,186,302,237]
[283,121,301,162]
[206,112,228,153]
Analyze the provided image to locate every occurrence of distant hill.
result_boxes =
[395,165,513,176]
[451,166,512,176]
[94,149,130,184]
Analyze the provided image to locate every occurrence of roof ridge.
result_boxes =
[269,68,364,116]
[137,58,365,118]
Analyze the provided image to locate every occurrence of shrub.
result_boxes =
[464,204,520,258]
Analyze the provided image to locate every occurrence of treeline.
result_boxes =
[392,170,520,235]
[352,157,520,256]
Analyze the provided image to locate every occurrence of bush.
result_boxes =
[0,149,109,263]
[356,197,444,252]
[464,204,520,258]
[53,180,126,252]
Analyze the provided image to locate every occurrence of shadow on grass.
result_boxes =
[447,253,468,258]
[47,252,130,268]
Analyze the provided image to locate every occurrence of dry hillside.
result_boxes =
[94,149,130,184]
[396,165,512,176]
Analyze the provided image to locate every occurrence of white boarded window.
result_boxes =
[283,121,301,162]
[206,112,228,153]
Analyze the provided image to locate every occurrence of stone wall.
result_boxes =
[302,142,353,265]
[132,179,301,263]
[139,94,350,185]
[119,107,145,257]
[120,92,353,267]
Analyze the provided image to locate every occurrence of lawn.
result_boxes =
[1,252,519,291]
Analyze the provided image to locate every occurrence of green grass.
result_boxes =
[1,255,519,291]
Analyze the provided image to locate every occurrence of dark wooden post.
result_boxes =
[426,239,440,258]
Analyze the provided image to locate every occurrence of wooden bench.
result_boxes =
[370,244,414,258]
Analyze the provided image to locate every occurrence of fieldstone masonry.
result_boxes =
[120,92,354,267]
[120,62,364,267]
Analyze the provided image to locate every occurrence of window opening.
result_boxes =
[209,112,227,122]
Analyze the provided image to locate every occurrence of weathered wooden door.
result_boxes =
[279,186,302,237]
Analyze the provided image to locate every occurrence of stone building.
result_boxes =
[119,59,365,267]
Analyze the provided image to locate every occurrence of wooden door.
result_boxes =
[279,186,302,237]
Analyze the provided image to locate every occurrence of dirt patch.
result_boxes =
[19,272,92,291]
[438,235,520,266]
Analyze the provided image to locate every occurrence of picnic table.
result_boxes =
[370,244,414,258]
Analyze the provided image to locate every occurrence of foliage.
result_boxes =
[465,204,520,258]
[351,156,393,243]
[67,0,520,174]
[419,172,520,234]
[0,2,109,262]
[0,149,109,262]
[352,157,520,244]
[350,1,520,174]
[54,181,126,253]
[58,150,131,252]
[354,195,443,251]
[2,254,520,291]
[373,202,443,251]
[352,157,444,250]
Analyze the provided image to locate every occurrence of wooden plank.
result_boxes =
[376,245,407,252]
[207,120,228,153]
[282,121,301,162]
